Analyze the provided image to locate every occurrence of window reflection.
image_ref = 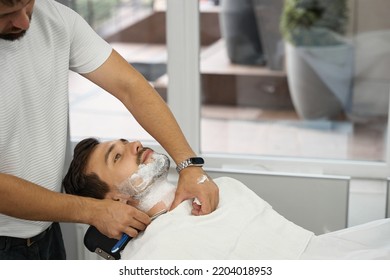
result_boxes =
[200,0,389,162]
[65,0,389,162]
[66,0,166,142]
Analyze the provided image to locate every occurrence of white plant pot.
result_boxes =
[285,42,354,119]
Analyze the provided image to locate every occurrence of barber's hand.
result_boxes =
[92,198,150,240]
[170,167,219,215]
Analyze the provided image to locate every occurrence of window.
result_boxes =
[67,0,166,144]
[67,0,390,178]
[168,0,390,178]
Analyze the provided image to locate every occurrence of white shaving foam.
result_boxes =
[118,153,175,212]
[136,180,176,212]
[197,174,209,184]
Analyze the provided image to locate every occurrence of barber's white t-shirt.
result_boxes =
[0,0,112,238]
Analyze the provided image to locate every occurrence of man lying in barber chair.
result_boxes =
[62,138,390,260]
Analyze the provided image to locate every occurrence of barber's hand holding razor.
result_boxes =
[170,167,219,215]
[91,198,150,240]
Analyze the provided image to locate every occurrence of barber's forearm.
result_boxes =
[124,84,197,164]
[0,173,95,224]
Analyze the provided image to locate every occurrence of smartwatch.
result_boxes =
[176,157,204,173]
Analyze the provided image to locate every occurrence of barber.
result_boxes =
[0,0,218,260]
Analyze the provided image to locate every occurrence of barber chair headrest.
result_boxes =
[83,225,132,260]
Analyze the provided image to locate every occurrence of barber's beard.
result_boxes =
[0,14,32,41]
[0,29,27,41]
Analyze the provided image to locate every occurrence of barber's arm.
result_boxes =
[0,173,150,239]
[82,49,219,215]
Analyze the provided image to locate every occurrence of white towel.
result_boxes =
[301,218,390,259]
[121,177,313,259]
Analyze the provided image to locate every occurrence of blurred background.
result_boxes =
[62,0,390,163]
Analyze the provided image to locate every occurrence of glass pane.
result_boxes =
[200,0,389,162]
[66,0,168,142]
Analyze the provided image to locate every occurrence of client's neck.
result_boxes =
[137,179,176,218]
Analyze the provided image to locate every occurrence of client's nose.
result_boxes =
[131,141,143,154]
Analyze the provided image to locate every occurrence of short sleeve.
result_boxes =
[68,10,112,73]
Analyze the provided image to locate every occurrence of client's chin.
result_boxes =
[141,180,176,218]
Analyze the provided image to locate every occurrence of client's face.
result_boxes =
[85,139,169,200]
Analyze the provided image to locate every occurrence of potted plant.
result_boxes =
[219,0,265,65]
[280,0,354,120]
[252,0,285,71]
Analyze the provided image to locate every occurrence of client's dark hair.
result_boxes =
[0,0,20,6]
[62,138,110,199]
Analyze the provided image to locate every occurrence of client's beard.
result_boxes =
[118,152,171,198]
[118,152,175,213]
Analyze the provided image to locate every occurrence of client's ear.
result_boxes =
[109,192,130,204]
[111,193,139,206]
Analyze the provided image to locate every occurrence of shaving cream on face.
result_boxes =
[135,180,176,213]
[117,152,176,212]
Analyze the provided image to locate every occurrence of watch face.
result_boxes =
[190,157,204,165]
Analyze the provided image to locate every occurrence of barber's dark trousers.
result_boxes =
[0,222,66,260]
